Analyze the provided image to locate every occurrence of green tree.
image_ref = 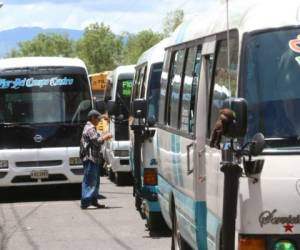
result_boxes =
[77,22,123,73]
[163,9,184,37]
[7,33,76,57]
[122,30,163,64]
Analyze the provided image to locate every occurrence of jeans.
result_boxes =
[81,160,101,207]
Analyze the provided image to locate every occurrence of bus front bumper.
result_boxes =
[0,147,84,187]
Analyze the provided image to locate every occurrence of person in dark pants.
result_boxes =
[80,110,112,209]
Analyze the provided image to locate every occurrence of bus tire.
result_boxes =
[108,169,115,181]
[147,212,168,232]
[171,210,192,250]
[115,172,123,186]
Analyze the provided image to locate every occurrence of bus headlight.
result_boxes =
[69,157,82,166]
[274,240,296,250]
[0,160,8,169]
[113,150,129,157]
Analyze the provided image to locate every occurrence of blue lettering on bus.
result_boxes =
[0,77,74,89]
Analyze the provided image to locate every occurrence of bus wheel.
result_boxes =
[171,211,192,250]
[147,212,168,232]
[115,172,123,186]
[108,169,115,181]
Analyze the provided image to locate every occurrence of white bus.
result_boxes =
[103,65,135,185]
[142,1,300,249]
[130,38,170,231]
[0,57,92,186]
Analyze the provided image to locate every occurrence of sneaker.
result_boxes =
[81,205,89,210]
[91,201,105,209]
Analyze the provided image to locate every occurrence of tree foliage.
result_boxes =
[163,9,184,37]
[7,10,183,72]
[8,33,75,57]
[122,30,163,64]
[77,23,123,73]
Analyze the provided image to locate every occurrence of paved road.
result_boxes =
[0,178,171,250]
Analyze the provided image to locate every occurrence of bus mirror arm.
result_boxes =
[219,133,265,250]
[132,99,148,119]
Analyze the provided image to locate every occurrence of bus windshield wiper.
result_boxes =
[0,122,35,128]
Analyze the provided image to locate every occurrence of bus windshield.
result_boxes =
[0,71,91,125]
[147,63,163,121]
[243,28,300,148]
[117,79,132,115]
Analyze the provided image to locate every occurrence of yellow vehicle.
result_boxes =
[89,71,111,133]
[89,71,111,100]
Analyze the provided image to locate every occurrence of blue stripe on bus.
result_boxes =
[142,184,161,212]
[147,200,161,212]
[171,134,184,187]
[158,175,221,249]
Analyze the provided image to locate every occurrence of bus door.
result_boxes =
[204,34,239,246]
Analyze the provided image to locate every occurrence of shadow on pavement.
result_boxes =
[0,184,81,203]
[143,228,172,239]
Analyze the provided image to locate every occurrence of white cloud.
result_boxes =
[0,0,216,33]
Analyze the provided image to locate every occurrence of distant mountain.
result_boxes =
[0,27,84,57]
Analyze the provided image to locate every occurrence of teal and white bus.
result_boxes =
[130,38,170,231]
[144,0,300,249]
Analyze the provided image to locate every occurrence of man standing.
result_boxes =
[80,110,112,209]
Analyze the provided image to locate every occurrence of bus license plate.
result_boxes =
[31,170,49,179]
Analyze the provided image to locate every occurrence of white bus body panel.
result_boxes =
[157,1,300,249]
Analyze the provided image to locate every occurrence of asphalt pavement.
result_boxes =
[0,178,171,250]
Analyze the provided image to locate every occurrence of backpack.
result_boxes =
[79,135,90,160]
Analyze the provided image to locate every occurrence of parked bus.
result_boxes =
[0,57,92,186]
[131,0,300,249]
[89,71,111,100]
[89,72,112,133]
[103,65,135,185]
[130,38,170,231]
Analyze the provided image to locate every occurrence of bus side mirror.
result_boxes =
[132,99,147,119]
[95,100,106,114]
[147,116,156,127]
[250,133,265,156]
[223,98,248,138]
[107,100,118,116]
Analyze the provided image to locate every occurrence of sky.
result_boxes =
[0,0,216,33]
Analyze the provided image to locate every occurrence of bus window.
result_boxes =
[147,62,163,121]
[180,46,202,134]
[209,38,238,135]
[131,69,140,100]
[117,79,133,116]
[158,50,171,124]
[167,49,186,128]
[139,65,147,98]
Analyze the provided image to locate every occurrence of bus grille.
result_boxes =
[11,174,67,183]
[15,160,63,168]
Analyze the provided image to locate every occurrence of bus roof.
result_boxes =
[136,38,171,67]
[112,65,135,76]
[89,71,111,77]
[0,57,87,70]
[169,0,300,45]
